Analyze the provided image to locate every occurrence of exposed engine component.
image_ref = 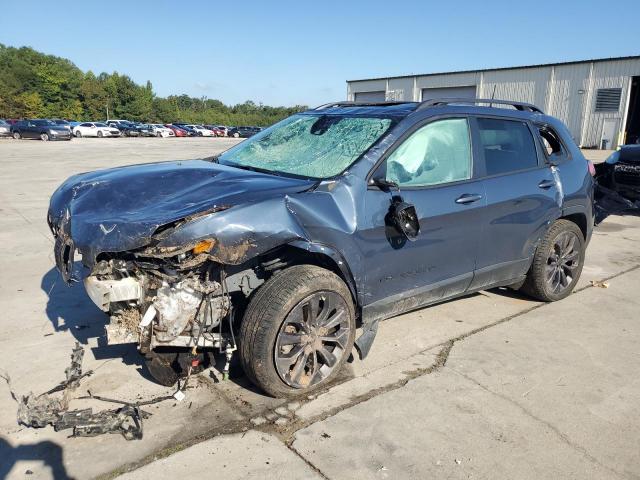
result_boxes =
[153,277,228,342]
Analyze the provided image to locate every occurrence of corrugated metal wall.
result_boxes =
[347,58,640,148]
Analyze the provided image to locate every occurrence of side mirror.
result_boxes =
[370,176,399,192]
[391,199,420,241]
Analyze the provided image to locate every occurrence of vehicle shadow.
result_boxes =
[486,285,535,301]
[41,264,103,345]
[0,436,72,480]
[40,264,152,381]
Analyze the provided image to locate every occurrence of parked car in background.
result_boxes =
[171,123,199,136]
[133,123,154,137]
[106,120,140,137]
[47,98,594,397]
[204,125,224,137]
[0,119,11,137]
[11,119,72,141]
[51,119,72,134]
[184,124,214,136]
[164,124,188,137]
[149,124,175,137]
[216,126,229,137]
[73,122,121,138]
[228,126,260,138]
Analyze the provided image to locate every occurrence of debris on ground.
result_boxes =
[2,342,189,440]
[590,280,610,289]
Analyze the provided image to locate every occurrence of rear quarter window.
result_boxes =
[536,125,569,161]
[477,118,538,176]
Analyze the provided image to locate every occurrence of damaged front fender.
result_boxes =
[156,197,310,264]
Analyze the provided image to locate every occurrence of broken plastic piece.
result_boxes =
[173,390,186,402]
[139,305,157,328]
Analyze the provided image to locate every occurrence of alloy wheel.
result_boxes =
[545,231,580,294]
[274,291,351,389]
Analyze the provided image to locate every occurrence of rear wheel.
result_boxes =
[520,219,585,301]
[240,265,355,398]
[40,133,49,141]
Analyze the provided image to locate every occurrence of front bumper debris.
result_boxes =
[84,276,143,311]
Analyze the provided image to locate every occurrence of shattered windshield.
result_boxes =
[218,114,393,178]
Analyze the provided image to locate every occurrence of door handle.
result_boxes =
[538,180,556,189]
[455,193,483,204]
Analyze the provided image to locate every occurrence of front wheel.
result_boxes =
[13,132,21,140]
[75,130,82,137]
[97,131,103,138]
[240,265,355,398]
[232,132,239,138]
[520,219,585,302]
[40,133,49,141]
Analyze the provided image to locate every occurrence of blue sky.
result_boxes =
[1,0,638,107]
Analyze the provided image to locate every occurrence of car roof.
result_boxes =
[304,99,548,121]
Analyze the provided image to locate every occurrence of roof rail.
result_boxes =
[417,98,544,113]
[314,100,414,110]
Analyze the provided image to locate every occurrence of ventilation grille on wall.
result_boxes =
[595,88,622,112]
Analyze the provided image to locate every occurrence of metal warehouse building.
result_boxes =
[347,56,640,149]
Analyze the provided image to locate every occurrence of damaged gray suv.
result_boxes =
[48,99,594,397]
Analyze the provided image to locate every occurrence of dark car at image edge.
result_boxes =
[47,98,594,397]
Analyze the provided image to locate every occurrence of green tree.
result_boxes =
[14,91,44,117]
[0,42,307,124]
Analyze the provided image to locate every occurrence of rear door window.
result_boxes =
[476,118,539,176]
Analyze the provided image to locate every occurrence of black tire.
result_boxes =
[520,219,585,302]
[13,131,21,140]
[240,265,355,398]
[144,350,212,386]
[232,132,239,138]
[97,131,103,138]
[40,133,49,141]
[75,130,82,138]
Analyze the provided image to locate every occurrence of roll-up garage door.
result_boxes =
[354,91,386,102]
[421,86,476,101]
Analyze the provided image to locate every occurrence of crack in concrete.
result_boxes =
[286,442,331,480]
[448,367,628,480]
[100,264,640,479]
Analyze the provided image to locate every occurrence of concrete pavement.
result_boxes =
[112,265,640,480]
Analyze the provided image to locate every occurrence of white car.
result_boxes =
[0,119,11,137]
[149,124,175,137]
[186,124,214,137]
[73,122,121,138]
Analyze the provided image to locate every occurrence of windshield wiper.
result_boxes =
[229,163,280,176]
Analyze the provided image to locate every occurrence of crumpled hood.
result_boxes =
[48,159,316,256]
